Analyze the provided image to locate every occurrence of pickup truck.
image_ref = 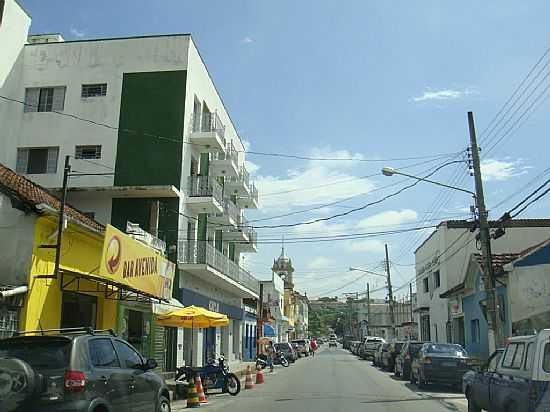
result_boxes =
[363,336,386,359]
[463,329,550,412]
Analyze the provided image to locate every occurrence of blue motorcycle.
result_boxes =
[176,356,241,396]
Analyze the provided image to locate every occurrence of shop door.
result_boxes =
[203,327,216,364]
[164,327,178,371]
[61,292,97,329]
[124,310,152,358]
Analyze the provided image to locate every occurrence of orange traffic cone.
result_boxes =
[186,376,200,408]
[255,366,265,384]
[244,365,255,389]
[195,376,207,404]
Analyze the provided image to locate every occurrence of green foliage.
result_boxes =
[308,306,352,337]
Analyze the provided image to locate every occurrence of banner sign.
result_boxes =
[99,225,175,300]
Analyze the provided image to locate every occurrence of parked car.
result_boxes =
[464,330,550,412]
[329,337,338,348]
[291,339,310,356]
[373,343,390,367]
[394,341,427,380]
[410,343,471,388]
[363,337,386,359]
[382,341,405,371]
[462,348,504,411]
[0,328,170,412]
[291,342,302,358]
[275,342,298,363]
[349,341,361,354]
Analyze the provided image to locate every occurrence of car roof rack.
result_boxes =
[15,327,117,337]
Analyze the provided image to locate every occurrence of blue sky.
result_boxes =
[21,0,550,299]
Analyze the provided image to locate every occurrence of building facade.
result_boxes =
[414,219,550,351]
[0,0,260,370]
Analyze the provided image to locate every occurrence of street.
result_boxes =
[204,347,467,412]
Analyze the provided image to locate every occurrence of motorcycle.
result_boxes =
[175,355,241,397]
[256,350,290,369]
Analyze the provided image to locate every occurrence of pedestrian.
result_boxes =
[266,340,275,372]
[310,339,318,357]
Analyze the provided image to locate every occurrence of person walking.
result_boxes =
[266,340,275,372]
[310,339,318,357]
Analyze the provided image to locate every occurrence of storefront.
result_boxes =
[21,221,175,365]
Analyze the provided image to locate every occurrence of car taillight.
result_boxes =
[423,357,432,365]
[64,370,86,393]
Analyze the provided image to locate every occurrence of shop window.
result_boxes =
[0,309,18,339]
[61,292,97,329]
[89,338,120,368]
[16,147,59,174]
[24,86,66,112]
[127,310,144,349]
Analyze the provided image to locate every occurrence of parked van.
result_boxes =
[463,329,550,412]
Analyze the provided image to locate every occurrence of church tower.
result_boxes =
[272,245,294,290]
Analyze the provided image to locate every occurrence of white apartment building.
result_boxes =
[260,273,289,343]
[414,219,550,345]
[0,0,259,370]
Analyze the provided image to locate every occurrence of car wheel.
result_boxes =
[158,395,171,412]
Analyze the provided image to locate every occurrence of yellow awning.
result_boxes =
[156,305,229,328]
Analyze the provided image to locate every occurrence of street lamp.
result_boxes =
[381,166,476,198]
[349,267,387,277]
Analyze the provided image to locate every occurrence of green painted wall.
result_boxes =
[114,70,187,187]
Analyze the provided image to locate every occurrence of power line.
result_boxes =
[0,93,459,163]
[491,166,550,210]
[508,181,550,218]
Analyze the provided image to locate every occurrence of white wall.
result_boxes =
[0,192,36,285]
[0,0,30,87]
[415,223,550,342]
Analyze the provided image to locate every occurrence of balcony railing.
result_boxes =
[178,240,260,294]
[211,142,238,165]
[249,182,259,203]
[239,166,250,188]
[187,176,223,204]
[210,198,240,223]
[191,111,226,145]
[244,226,257,248]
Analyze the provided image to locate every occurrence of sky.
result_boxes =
[20,0,550,299]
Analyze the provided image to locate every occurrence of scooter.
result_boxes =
[256,351,290,369]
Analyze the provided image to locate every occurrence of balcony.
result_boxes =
[236,181,259,209]
[239,226,258,253]
[225,216,258,252]
[189,111,226,152]
[178,240,260,298]
[186,176,223,214]
[209,142,239,178]
[208,198,240,227]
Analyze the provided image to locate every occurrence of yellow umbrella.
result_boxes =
[157,305,229,328]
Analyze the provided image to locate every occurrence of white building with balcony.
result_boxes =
[0,0,259,369]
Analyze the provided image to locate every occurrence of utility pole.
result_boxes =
[257,283,264,349]
[385,244,396,339]
[409,283,413,323]
[366,283,370,337]
[468,111,499,352]
[54,155,71,279]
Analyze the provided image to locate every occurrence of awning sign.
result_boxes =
[99,225,175,300]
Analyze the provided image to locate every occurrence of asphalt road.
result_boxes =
[203,346,468,412]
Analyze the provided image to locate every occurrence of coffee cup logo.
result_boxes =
[105,236,122,274]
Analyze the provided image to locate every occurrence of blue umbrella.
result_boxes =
[263,324,277,337]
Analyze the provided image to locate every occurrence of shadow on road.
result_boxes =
[404,382,462,394]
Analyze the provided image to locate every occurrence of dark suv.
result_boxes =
[0,328,171,412]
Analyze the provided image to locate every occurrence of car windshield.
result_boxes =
[292,340,307,345]
[275,344,289,351]
[425,344,467,356]
[0,338,71,369]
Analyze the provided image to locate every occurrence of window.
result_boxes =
[16,147,59,174]
[511,343,525,369]
[433,270,441,288]
[24,86,66,112]
[544,343,550,373]
[89,339,120,368]
[423,277,429,293]
[502,343,521,368]
[471,319,480,343]
[524,342,534,371]
[81,83,107,98]
[75,145,102,159]
[487,351,502,372]
[113,340,143,369]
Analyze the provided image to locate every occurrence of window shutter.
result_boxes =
[52,87,66,111]
[46,147,59,173]
[16,148,29,173]
[24,88,39,112]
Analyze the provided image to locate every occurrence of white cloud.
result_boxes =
[357,209,418,229]
[70,26,85,38]
[242,139,251,151]
[242,36,254,44]
[481,158,529,182]
[346,239,386,253]
[254,147,375,211]
[245,160,260,175]
[306,256,335,270]
[411,87,475,102]
[292,220,349,236]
